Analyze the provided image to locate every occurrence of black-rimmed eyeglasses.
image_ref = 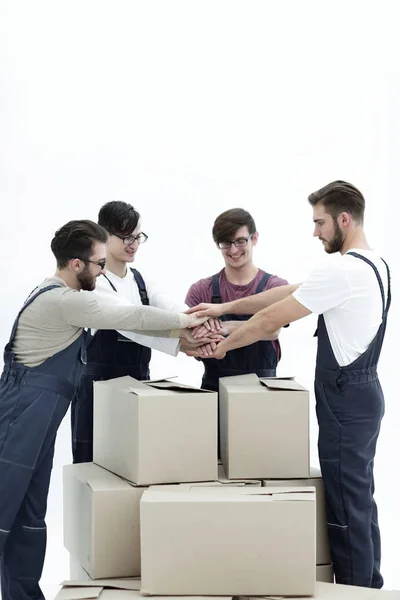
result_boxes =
[112,232,148,246]
[217,234,253,249]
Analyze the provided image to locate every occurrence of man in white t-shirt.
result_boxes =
[187,181,391,589]
[71,201,222,463]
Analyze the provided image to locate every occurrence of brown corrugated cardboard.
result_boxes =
[55,580,230,600]
[140,486,316,596]
[258,581,400,599]
[263,466,331,564]
[219,374,309,479]
[93,377,218,485]
[63,463,146,579]
[316,564,334,583]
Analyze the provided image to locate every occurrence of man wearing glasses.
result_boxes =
[0,219,206,600]
[185,208,289,393]
[71,201,222,464]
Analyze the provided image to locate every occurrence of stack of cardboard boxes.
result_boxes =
[60,374,397,599]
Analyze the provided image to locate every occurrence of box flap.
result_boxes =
[95,376,138,389]
[259,378,307,392]
[145,381,213,394]
[85,476,134,493]
[56,587,103,600]
[264,581,400,598]
[127,385,160,397]
[61,580,141,591]
[219,373,259,387]
[267,489,315,502]
[141,486,315,503]
[142,376,178,383]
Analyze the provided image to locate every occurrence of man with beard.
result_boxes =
[187,181,391,589]
[0,219,206,600]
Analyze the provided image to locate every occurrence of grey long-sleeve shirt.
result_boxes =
[11,277,188,367]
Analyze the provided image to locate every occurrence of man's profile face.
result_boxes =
[313,205,344,254]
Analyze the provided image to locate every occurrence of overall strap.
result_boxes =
[347,252,388,318]
[131,268,149,306]
[255,272,271,294]
[8,284,63,345]
[380,258,391,315]
[211,273,222,304]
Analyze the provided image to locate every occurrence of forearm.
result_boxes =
[222,320,280,340]
[220,283,299,316]
[62,292,189,332]
[220,312,276,353]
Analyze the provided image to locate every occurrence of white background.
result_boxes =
[1,1,399,597]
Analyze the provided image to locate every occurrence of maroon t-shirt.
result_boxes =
[185,268,289,359]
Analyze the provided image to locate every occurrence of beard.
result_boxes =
[77,264,97,291]
[323,220,344,254]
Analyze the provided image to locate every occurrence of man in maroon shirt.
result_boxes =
[185,208,289,392]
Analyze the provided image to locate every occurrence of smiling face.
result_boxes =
[217,225,258,269]
[312,204,345,254]
[106,222,143,265]
[75,241,107,291]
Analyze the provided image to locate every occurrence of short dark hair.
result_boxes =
[308,180,365,223]
[98,201,140,236]
[212,208,256,243]
[51,220,108,269]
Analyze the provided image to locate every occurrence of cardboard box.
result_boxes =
[55,579,231,600]
[140,486,316,596]
[175,464,262,487]
[93,377,218,485]
[63,463,146,579]
[316,564,334,583]
[257,581,400,599]
[219,374,309,479]
[70,554,92,581]
[263,466,331,564]
[148,462,262,494]
[149,465,262,491]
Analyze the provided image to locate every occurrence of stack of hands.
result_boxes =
[181,304,228,359]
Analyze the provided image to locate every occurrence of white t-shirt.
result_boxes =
[90,269,187,356]
[293,249,390,367]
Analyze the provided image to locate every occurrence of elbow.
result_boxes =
[258,313,280,338]
[270,327,281,341]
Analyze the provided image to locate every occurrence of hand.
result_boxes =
[180,328,225,347]
[184,341,219,358]
[192,318,223,339]
[211,344,227,360]
[185,312,209,328]
[185,303,223,319]
[185,340,228,360]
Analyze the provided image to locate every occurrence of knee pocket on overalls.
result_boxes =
[0,386,47,464]
[0,387,57,469]
[6,526,47,579]
[320,459,348,529]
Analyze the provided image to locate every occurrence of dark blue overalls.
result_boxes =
[201,273,279,458]
[315,252,391,588]
[71,268,150,464]
[201,272,278,392]
[0,285,88,600]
